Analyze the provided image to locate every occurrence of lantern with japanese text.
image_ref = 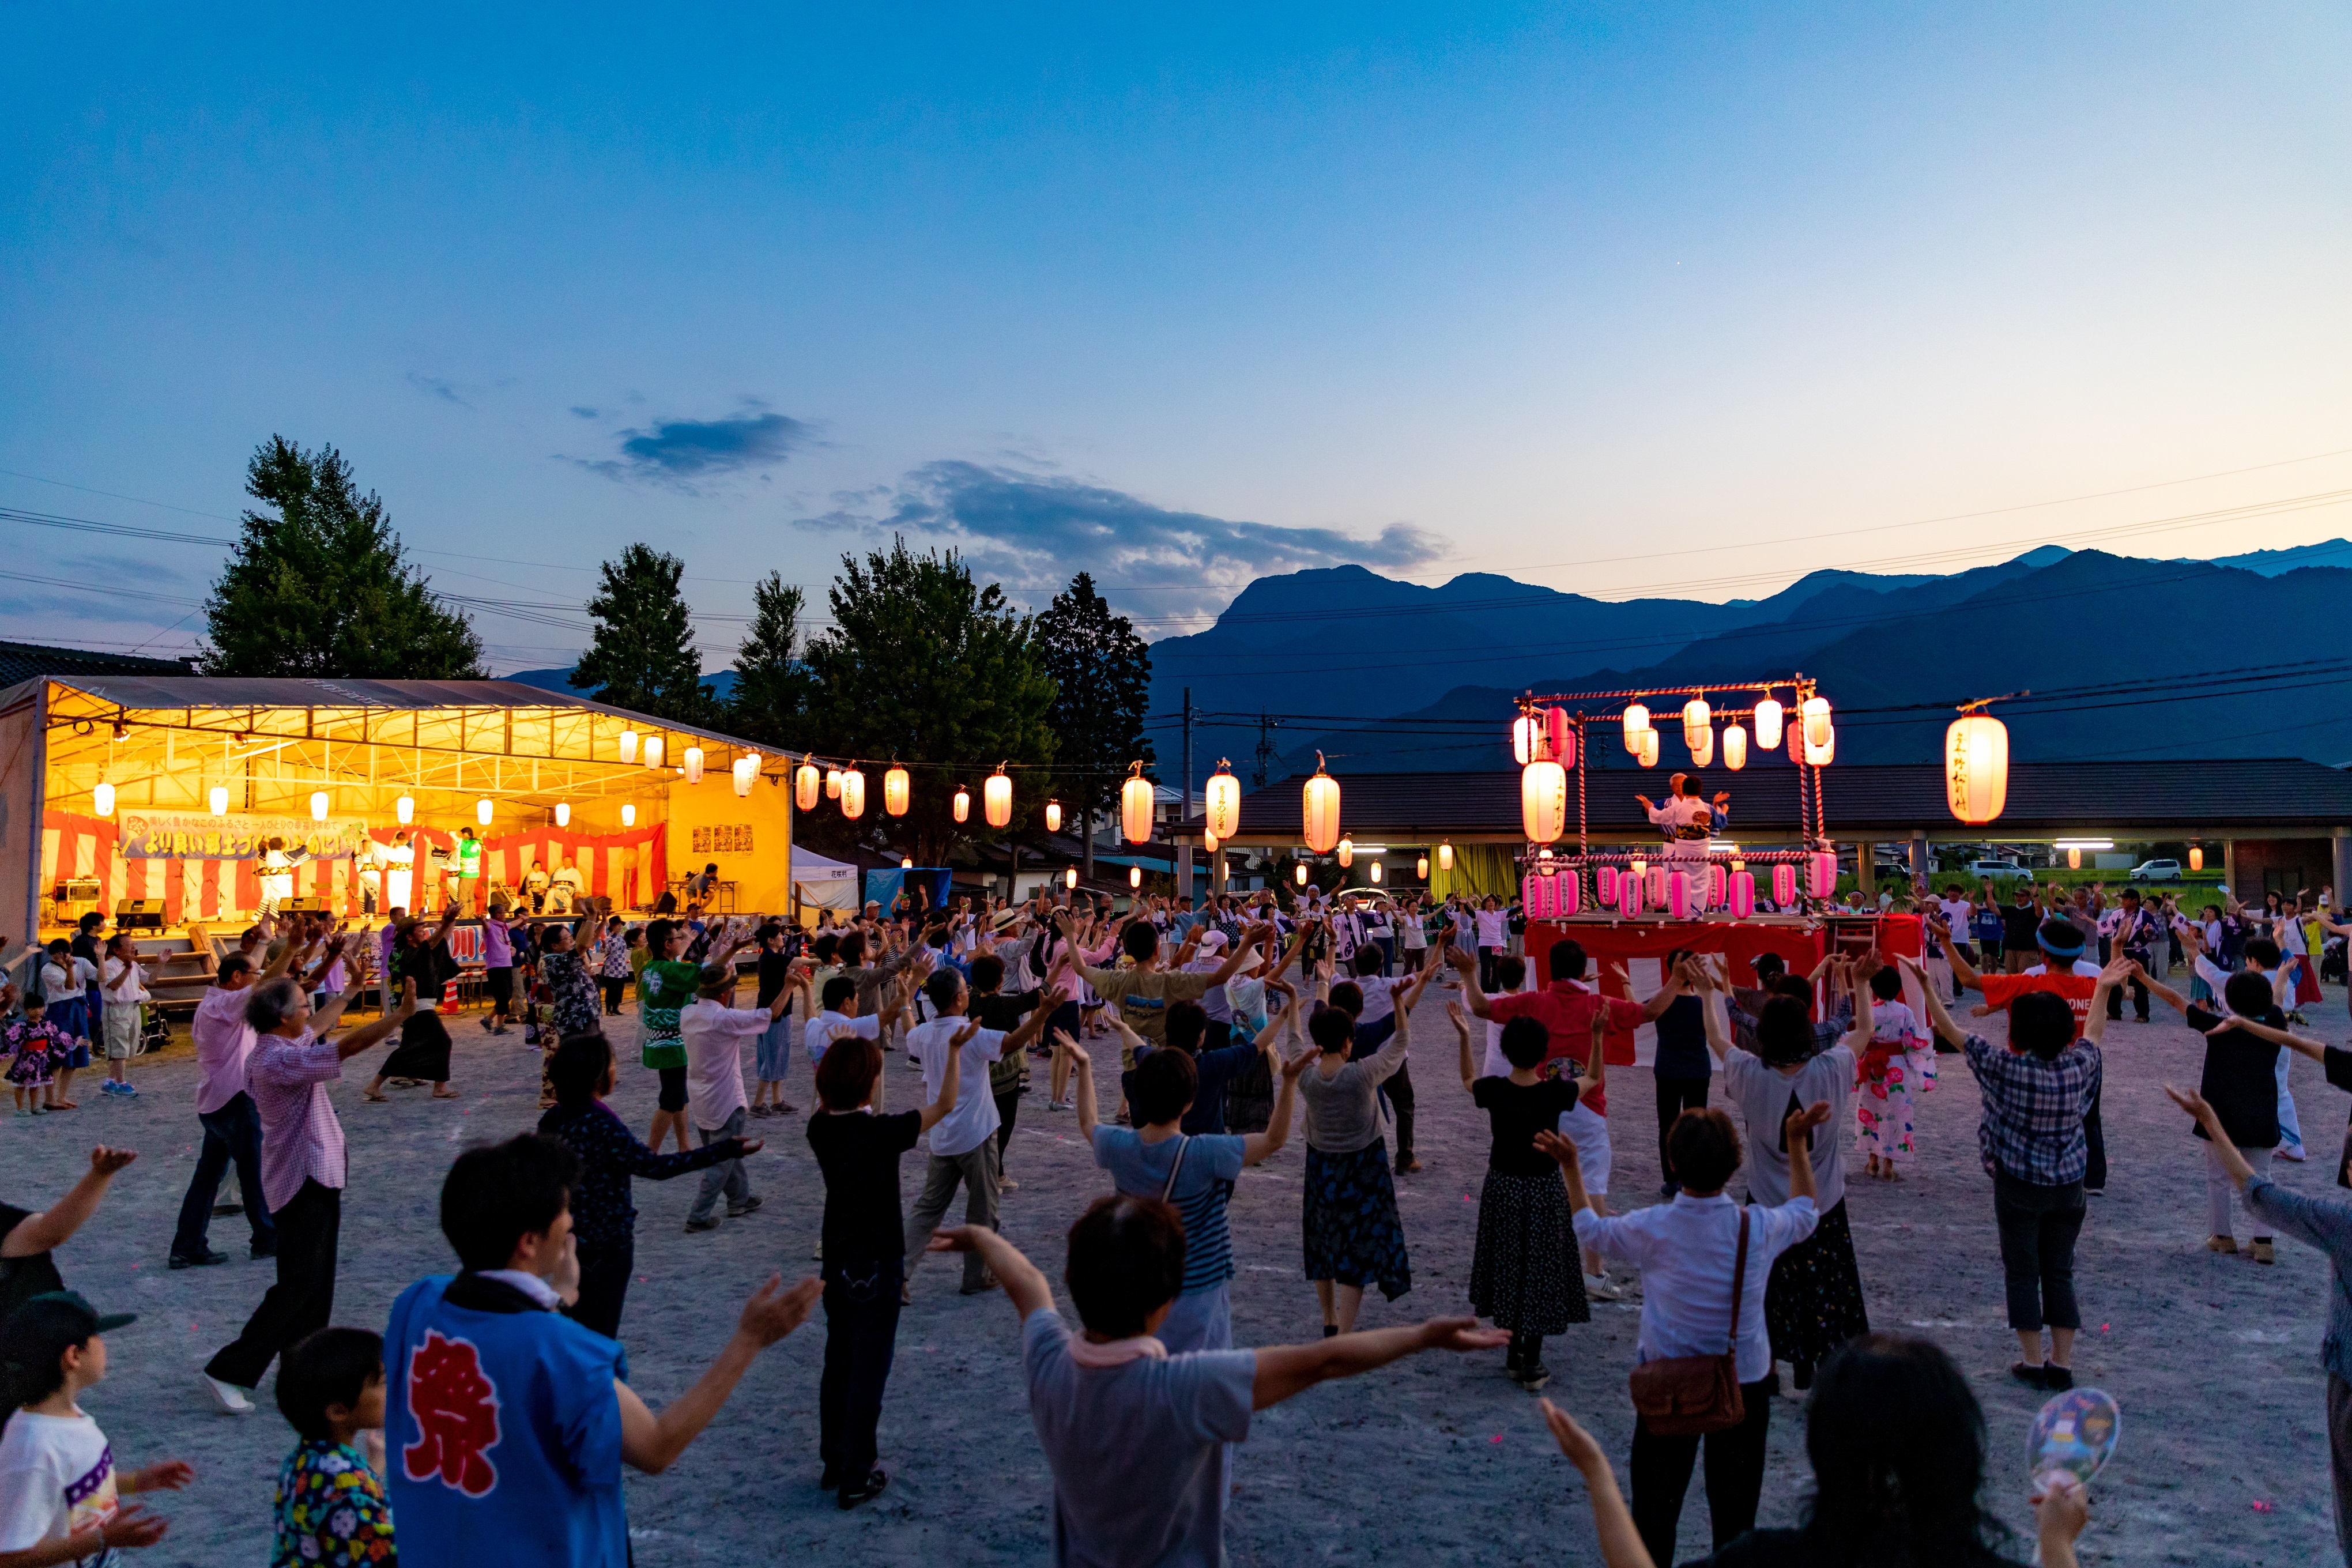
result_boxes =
[683,747,704,785]
[884,766,910,816]
[985,767,1013,829]
[1595,865,1618,904]
[1723,724,1747,771]
[1729,870,1756,918]
[1122,764,1156,845]
[1522,872,1552,919]
[1623,704,1649,752]
[1667,870,1692,919]
[1753,698,1784,751]
[733,757,756,798]
[1620,872,1642,917]
[1521,759,1568,844]
[1708,863,1727,909]
[1302,757,1342,854]
[1647,866,1667,905]
[1944,713,2009,826]
[1556,873,1580,916]
[1205,762,1242,842]
[1808,850,1837,899]
[840,768,866,820]
[1682,698,1710,749]
[1773,863,1796,904]
[797,763,820,811]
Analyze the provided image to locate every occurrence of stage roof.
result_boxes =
[1185,760,2352,844]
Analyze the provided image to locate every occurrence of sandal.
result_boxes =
[362,1091,389,1103]
[432,1089,462,1099]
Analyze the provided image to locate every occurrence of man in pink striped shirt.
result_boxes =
[200,963,412,1415]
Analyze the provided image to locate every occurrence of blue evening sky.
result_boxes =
[4,5,2348,668]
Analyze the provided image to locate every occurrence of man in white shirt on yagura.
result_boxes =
[897,967,1060,1296]
[1541,1095,1831,1567]
[679,957,801,1233]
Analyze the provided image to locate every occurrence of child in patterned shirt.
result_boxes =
[272,1327,396,1566]
[5,997,71,1115]
[1856,964,1928,1180]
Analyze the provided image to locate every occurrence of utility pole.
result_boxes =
[1253,710,1278,790]
[1178,687,1194,906]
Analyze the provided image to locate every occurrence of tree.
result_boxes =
[726,571,809,747]
[1034,571,1153,880]
[798,538,1058,865]
[201,436,486,677]
[570,544,711,723]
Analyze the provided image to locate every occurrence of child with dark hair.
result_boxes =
[3,998,69,1117]
[271,1326,394,1567]
[385,1135,821,1563]
[0,1290,191,1563]
[928,1201,1504,1568]
[804,1028,970,1509]
[1448,1004,1592,1389]
[537,1034,760,1339]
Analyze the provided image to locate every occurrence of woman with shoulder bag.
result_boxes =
[1540,1094,1832,1568]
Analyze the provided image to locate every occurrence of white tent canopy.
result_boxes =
[790,847,858,914]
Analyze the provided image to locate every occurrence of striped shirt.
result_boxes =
[248,1030,346,1212]
[1091,1129,1247,1296]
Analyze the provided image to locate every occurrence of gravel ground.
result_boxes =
[6,975,2351,1566]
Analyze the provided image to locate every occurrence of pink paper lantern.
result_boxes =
[1595,866,1618,904]
[1646,867,1668,905]
[1707,864,1727,909]
[1808,851,1838,899]
[1772,863,1797,905]
[1729,870,1756,919]
[1667,870,1692,919]
[1558,873,1580,917]
[1521,873,1554,921]
[1620,873,1642,917]
[1547,708,1574,769]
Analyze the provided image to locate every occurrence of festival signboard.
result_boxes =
[117,810,372,861]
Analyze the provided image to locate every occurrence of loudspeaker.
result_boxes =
[282,896,325,913]
[115,899,165,932]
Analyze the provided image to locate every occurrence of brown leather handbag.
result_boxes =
[1627,1209,1748,1436]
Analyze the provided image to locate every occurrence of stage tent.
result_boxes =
[791,848,859,915]
[2,675,796,940]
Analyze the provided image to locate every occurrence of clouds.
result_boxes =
[570,402,811,488]
[798,461,1450,624]
[407,373,473,408]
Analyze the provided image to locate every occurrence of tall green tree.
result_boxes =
[201,436,486,677]
[726,571,810,747]
[570,544,711,723]
[1035,571,1154,875]
[798,538,1058,865]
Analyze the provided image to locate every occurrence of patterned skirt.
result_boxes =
[1762,1196,1869,1373]
[1303,1142,1412,1300]
[1468,1169,1589,1333]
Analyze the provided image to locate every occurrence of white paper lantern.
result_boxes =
[1521,760,1567,844]
[1437,841,1454,872]
[1370,861,1384,883]
[1801,696,1832,750]
[1803,724,1835,767]
[840,768,866,820]
[884,765,910,817]
[1417,854,1430,878]
[310,790,329,821]
[1636,729,1660,768]
[953,786,971,824]
[1122,766,1156,845]
[1622,704,1649,752]
[1944,714,2009,826]
[1066,866,1079,889]
[1557,873,1580,916]
[732,758,756,798]
[1204,763,1242,842]
[92,782,114,817]
[1682,698,1710,749]
[1513,713,1542,766]
[2190,846,2204,872]
[683,747,704,784]
[1302,759,1342,854]
[556,801,572,827]
[1337,837,1355,868]
[1295,862,1310,886]
[1752,698,1784,751]
[985,768,1013,830]
[1688,727,1714,768]
[395,794,414,824]
[619,729,639,764]
[642,735,665,771]
[476,797,493,826]
[210,784,229,816]
[1130,865,1143,889]
[824,767,843,800]
[1046,800,1062,834]
[622,803,636,827]
[1723,725,1748,771]
[796,763,820,812]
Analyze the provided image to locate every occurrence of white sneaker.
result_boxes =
[203,1374,255,1415]
[1584,1273,1622,1301]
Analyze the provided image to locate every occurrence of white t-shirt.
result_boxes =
[1475,910,1507,948]
[802,1008,881,1069]
[907,1016,1006,1159]
[679,998,768,1130]
[1937,898,1974,941]
[0,1409,119,1566]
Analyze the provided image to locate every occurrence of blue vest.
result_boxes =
[385,1273,627,1568]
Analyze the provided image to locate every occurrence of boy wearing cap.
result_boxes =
[0,1291,192,1566]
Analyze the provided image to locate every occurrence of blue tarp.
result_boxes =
[863,866,952,917]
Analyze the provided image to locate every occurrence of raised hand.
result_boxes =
[1532,1128,1581,1169]
[737,1274,823,1345]
[1539,1398,1608,1470]
[89,1145,138,1177]
[951,1017,981,1048]
[1418,1316,1513,1352]
[1784,1099,1833,1140]
[1052,1028,1090,1067]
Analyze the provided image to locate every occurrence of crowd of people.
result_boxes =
[4,846,2351,1566]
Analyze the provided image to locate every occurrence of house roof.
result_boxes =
[1187,760,2352,843]
[0,642,193,689]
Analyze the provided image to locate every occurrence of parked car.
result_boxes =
[1966,858,2034,881]
[2129,858,2185,882]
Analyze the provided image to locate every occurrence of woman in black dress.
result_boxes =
[364,906,462,1100]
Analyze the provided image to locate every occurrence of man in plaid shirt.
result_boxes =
[1904,953,2122,1396]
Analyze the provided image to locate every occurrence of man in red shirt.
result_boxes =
[1451,939,1688,1296]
